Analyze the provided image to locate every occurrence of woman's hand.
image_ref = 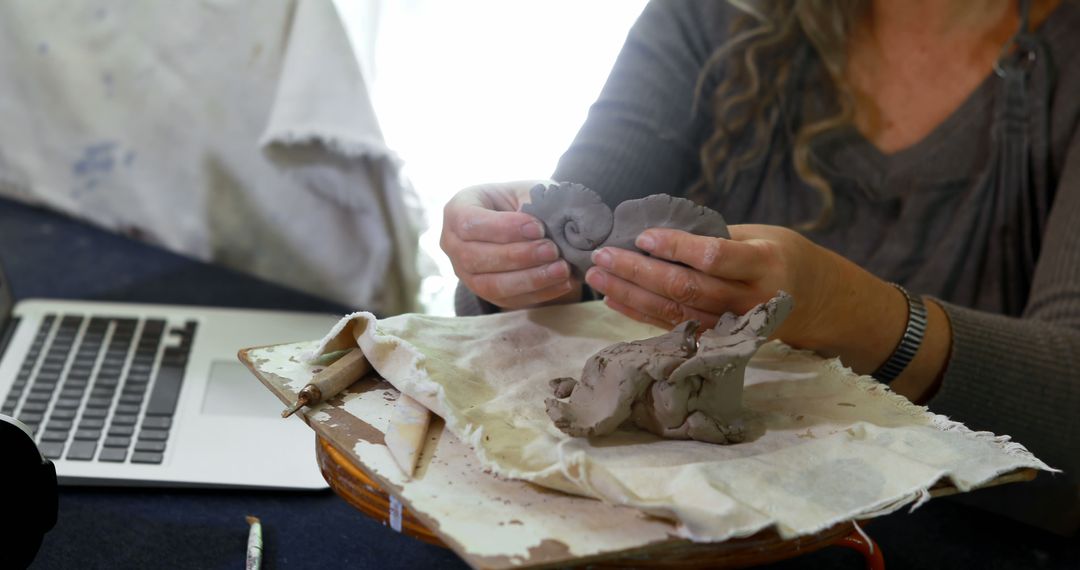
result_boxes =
[583,224,920,376]
[441,181,580,310]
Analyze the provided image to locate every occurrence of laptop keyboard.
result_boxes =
[1,314,197,464]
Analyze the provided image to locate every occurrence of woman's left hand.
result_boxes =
[584,224,883,353]
[584,223,951,401]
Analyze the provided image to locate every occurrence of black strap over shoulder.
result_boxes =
[991,0,1055,315]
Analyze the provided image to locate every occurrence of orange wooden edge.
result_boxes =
[317,436,444,545]
[315,436,887,568]
[835,526,886,570]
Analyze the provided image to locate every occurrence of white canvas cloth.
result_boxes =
[309,301,1056,541]
[0,0,424,314]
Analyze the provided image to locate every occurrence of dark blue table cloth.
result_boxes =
[2,197,1075,569]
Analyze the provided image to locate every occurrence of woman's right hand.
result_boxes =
[440,181,580,309]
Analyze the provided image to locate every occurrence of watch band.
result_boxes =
[873,283,928,383]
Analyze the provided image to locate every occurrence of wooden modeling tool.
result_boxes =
[281,348,371,418]
[384,395,432,477]
[280,342,432,477]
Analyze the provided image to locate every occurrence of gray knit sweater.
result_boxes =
[458,0,1080,532]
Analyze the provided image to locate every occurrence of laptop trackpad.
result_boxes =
[201,361,283,417]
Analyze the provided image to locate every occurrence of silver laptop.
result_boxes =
[0,262,336,490]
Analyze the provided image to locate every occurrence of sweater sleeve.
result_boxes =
[551,0,728,205]
[930,130,1080,487]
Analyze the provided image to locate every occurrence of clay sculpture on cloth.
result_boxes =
[545,291,794,444]
[521,182,730,278]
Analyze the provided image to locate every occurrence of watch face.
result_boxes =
[0,413,58,567]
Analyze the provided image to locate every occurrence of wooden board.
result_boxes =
[314,436,866,569]
[239,342,1035,569]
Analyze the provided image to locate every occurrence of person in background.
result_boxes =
[441,0,1080,534]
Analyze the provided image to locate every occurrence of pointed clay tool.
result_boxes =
[385,394,432,477]
[281,348,371,418]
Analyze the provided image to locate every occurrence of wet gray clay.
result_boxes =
[521,182,730,278]
[546,291,794,444]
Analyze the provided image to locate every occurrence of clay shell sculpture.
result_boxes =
[521,182,730,278]
[545,291,794,445]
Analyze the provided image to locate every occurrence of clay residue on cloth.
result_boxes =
[302,300,1055,543]
[521,182,730,278]
[546,292,794,444]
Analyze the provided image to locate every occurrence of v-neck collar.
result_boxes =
[808,0,1077,200]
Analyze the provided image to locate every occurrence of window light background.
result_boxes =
[336,1,649,314]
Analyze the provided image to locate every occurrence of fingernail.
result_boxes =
[592,248,612,269]
[635,232,656,252]
[585,267,606,290]
[545,260,568,279]
[522,221,545,239]
[536,241,558,262]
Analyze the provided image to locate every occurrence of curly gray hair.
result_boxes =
[692,0,867,230]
